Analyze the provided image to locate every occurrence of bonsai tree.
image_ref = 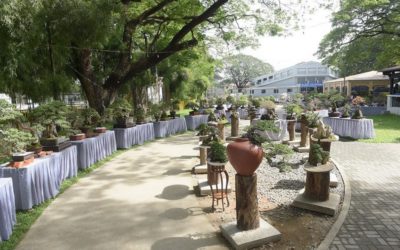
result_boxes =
[196,124,210,136]
[185,101,200,115]
[285,103,302,120]
[170,99,180,118]
[199,99,209,109]
[79,108,101,132]
[261,100,276,111]
[160,110,169,121]
[308,143,329,166]
[352,96,365,106]
[149,103,162,122]
[209,141,227,163]
[237,95,248,108]
[305,111,319,129]
[243,120,278,146]
[226,95,235,105]
[352,106,364,119]
[215,97,225,110]
[207,112,218,122]
[341,104,351,118]
[251,98,261,108]
[201,126,219,146]
[312,120,337,141]
[107,98,133,126]
[135,106,146,124]
[30,101,70,139]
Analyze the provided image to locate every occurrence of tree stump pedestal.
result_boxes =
[231,116,239,137]
[294,119,309,153]
[292,162,340,216]
[199,146,209,165]
[220,173,281,249]
[217,123,225,141]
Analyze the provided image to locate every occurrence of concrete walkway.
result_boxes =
[17,133,228,250]
[330,142,400,249]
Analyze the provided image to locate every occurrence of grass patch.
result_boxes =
[359,114,400,143]
[0,149,126,250]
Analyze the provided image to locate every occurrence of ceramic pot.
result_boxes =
[227,138,263,176]
[328,112,341,118]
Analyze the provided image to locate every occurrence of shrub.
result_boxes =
[352,96,365,106]
[209,141,227,163]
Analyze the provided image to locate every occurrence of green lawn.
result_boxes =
[359,114,400,143]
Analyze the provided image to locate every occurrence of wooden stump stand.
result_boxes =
[304,163,334,201]
[287,120,296,141]
[199,146,208,165]
[217,123,225,141]
[231,117,239,137]
[236,174,260,230]
[300,122,309,147]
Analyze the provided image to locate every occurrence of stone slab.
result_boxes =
[197,177,231,196]
[330,172,338,187]
[193,164,207,174]
[283,139,300,145]
[292,190,340,216]
[220,219,281,250]
[294,146,309,153]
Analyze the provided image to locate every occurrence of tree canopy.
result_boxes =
[317,0,400,76]
[218,54,274,91]
[0,0,320,113]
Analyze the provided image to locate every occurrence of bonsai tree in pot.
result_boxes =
[79,108,102,136]
[352,106,364,119]
[135,106,146,124]
[263,142,294,172]
[185,101,200,115]
[108,98,133,128]
[237,95,248,109]
[30,101,71,146]
[149,103,162,122]
[207,140,228,184]
[160,110,169,121]
[285,103,302,141]
[215,97,225,110]
[340,104,351,118]
[170,99,180,119]
[328,92,344,117]
[260,100,277,120]
[196,123,210,142]
[310,119,338,153]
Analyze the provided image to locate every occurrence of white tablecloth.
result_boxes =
[252,119,288,141]
[0,178,16,241]
[323,117,375,139]
[114,123,155,149]
[185,115,209,130]
[71,131,117,169]
[315,109,329,117]
[153,118,187,138]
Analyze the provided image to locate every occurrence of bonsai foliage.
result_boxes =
[309,143,330,166]
[352,96,365,106]
[30,101,70,138]
[261,100,276,111]
[207,112,218,122]
[305,111,319,128]
[135,106,146,123]
[80,108,101,128]
[226,95,235,104]
[251,98,261,108]
[209,141,227,163]
[185,101,199,111]
[196,124,210,136]
[0,100,23,125]
[312,120,337,141]
[285,103,302,120]
[199,99,209,109]
[107,98,132,124]
[352,106,364,119]
[243,120,278,146]
[261,109,278,120]
[149,103,162,122]
[341,104,351,118]
[237,95,248,107]
[201,126,219,146]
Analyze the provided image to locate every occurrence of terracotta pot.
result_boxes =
[328,112,341,118]
[227,138,263,176]
[70,133,86,141]
[287,119,296,141]
[95,127,107,133]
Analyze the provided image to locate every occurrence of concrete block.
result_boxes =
[220,219,281,250]
[330,172,338,187]
[292,190,340,216]
[193,164,208,174]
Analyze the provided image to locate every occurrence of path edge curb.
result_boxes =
[317,158,351,250]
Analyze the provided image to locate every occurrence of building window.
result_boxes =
[257,80,261,84]
[263,78,267,81]
[269,75,273,79]
[261,89,266,94]
[287,88,292,93]
[274,89,279,94]
[251,90,254,94]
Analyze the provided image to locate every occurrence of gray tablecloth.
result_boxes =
[153,118,187,138]
[0,178,16,241]
[252,119,288,141]
[322,117,375,139]
[315,109,329,117]
[71,131,117,169]
[114,123,155,149]
[53,145,78,187]
[185,115,209,130]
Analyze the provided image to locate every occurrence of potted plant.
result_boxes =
[186,101,200,115]
[237,95,248,109]
[310,120,338,153]
[79,108,102,136]
[29,101,71,147]
[196,124,210,142]
[207,140,228,185]
[285,103,302,141]
[226,96,235,105]
[160,110,169,121]
[227,121,270,176]
[135,106,146,124]
[351,106,364,119]
[108,98,134,128]
[215,97,225,110]
[149,103,162,122]
[251,98,261,109]
[170,99,180,119]
[328,102,341,117]
[341,104,351,118]
[263,142,294,172]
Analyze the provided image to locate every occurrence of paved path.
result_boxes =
[17,133,228,250]
[330,142,400,250]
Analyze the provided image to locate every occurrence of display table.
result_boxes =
[114,123,155,149]
[0,178,16,241]
[185,115,209,130]
[153,118,187,138]
[252,119,288,141]
[71,131,117,169]
[52,145,78,187]
[323,117,375,139]
[315,109,329,117]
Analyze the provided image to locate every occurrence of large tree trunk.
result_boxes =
[236,174,260,230]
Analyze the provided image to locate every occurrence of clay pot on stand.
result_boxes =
[227,138,263,176]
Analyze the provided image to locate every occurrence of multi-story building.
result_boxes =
[249,61,338,99]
